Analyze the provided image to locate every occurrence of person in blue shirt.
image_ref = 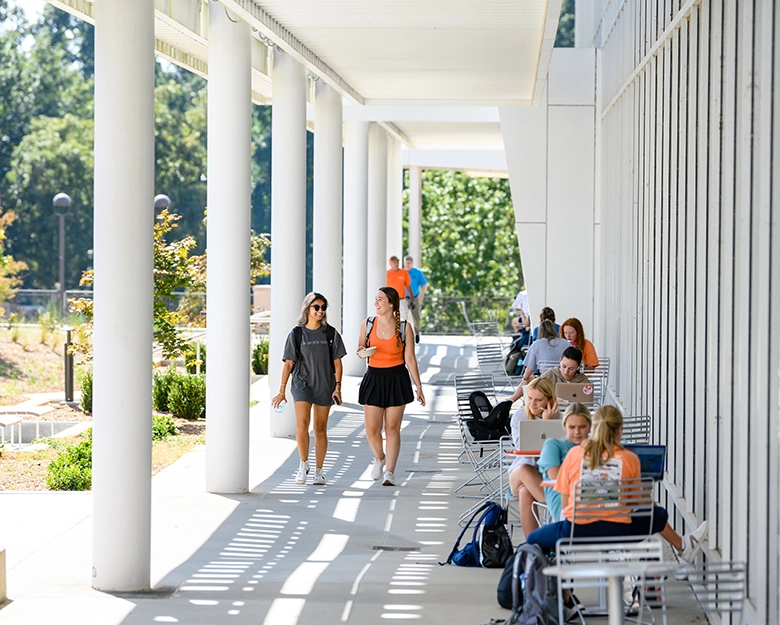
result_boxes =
[536,403,592,529]
[532,306,561,340]
[403,256,429,344]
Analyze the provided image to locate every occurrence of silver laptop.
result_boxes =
[515,419,563,452]
[556,382,595,405]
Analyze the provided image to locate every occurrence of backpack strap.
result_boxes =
[440,501,494,565]
[365,316,407,362]
[365,316,376,347]
[325,324,336,373]
[292,326,303,363]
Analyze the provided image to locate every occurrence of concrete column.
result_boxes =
[407,165,422,266]
[313,81,343,330]
[269,51,307,437]
[92,0,154,591]
[366,123,388,308]
[342,121,369,375]
[205,4,251,493]
[386,136,403,260]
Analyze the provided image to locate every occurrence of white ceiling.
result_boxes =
[238,0,561,107]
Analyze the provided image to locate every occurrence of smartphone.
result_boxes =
[333,395,342,406]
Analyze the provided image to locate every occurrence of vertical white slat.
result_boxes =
[705,0,724,553]
[748,2,776,620]
[684,9,698,514]
[661,36,673,457]
[654,46,666,445]
[718,0,738,564]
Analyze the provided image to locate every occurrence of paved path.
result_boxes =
[0,336,703,625]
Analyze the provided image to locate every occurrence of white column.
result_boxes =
[313,81,343,330]
[92,0,154,591]
[386,136,403,260]
[366,123,388,308]
[269,51,307,438]
[407,166,422,264]
[342,121,369,376]
[205,4,251,493]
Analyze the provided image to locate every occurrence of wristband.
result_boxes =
[335,381,342,386]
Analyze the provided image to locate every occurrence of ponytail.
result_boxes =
[582,405,623,470]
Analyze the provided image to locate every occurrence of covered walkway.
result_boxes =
[0,337,704,625]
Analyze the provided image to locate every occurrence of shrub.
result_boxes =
[79,368,93,414]
[252,337,269,374]
[38,310,58,344]
[152,414,179,440]
[182,341,206,374]
[46,429,92,491]
[168,374,206,419]
[153,366,178,412]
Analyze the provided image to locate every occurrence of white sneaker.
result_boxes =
[312,468,326,486]
[295,461,309,484]
[382,471,395,486]
[680,521,708,564]
[370,457,385,481]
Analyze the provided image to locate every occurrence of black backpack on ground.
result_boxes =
[501,543,559,625]
[440,501,513,568]
[466,392,513,441]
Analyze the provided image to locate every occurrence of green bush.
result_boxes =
[152,414,179,440]
[152,366,178,412]
[79,368,93,414]
[46,429,92,491]
[182,341,206,374]
[252,337,269,374]
[168,374,206,419]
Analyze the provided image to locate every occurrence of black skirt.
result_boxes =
[358,364,414,408]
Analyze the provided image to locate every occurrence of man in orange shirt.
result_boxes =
[386,256,411,320]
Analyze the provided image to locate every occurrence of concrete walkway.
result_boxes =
[0,336,703,625]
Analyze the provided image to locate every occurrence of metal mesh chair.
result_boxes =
[570,477,656,537]
[621,415,652,445]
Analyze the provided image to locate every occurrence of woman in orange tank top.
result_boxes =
[357,287,425,486]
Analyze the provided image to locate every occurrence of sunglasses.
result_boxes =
[311,304,328,312]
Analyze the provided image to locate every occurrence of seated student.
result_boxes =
[532,306,560,340]
[511,403,593,537]
[507,377,560,533]
[539,346,591,396]
[560,317,600,368]
[519,320,569,384]
[526,406,708,564]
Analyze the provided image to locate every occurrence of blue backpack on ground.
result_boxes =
[440,501,512,568]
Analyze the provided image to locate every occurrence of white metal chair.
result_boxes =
[570,477,656,536]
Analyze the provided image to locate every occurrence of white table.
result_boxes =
[543,561,677,625]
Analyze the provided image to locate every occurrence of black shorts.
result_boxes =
[358,364,414,408]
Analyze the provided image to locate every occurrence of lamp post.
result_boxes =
[52,193,71,314]
[154,193,170,218]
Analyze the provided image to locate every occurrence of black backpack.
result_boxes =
[466,392,513,441]
[505,543,559,625]
[291,324,337,373]
[440,501,513,568]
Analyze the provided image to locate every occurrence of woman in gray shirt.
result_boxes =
[272,292,346,486]
[522,319,570,382]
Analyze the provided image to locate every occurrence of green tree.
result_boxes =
[555,0,575,48]
[0,209,27,307]
[3,114,94,289]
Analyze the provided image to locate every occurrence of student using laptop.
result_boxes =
[507,377,560,533]
[526,406,708,564]
[560,317,600,368]
[507,326,574,403]
[540,346,591,396]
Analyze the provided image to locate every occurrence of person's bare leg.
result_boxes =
[364,405,386,462]
[509,468,524,497]
[519,485,540,535]
[294,401,312,462]
[383,406,405,473]
[517,464,545,500]
[312,404,330,469]
[660,523,683,551]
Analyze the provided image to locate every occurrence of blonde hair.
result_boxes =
[562,402,592,429]
[581,405,623,470]
[525,377,556,420]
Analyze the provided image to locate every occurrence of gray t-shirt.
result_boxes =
[523,337,570,373]
[282,325,347,406]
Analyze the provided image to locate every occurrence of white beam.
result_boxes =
[205,3,252,493]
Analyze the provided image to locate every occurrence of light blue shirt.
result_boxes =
[537,438,576,523]
[406,267,428,297]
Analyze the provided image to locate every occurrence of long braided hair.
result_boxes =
[378,286,403,348]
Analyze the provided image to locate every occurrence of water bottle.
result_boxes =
[273,400,286,413]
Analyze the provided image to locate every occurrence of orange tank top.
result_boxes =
[367,321,405,368]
